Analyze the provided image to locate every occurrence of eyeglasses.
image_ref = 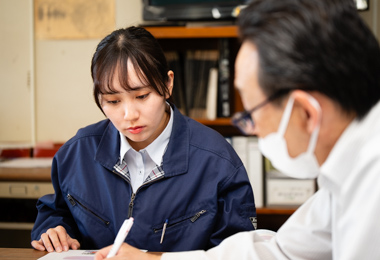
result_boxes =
[231,90,290,135]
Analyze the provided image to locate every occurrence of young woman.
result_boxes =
[31,26,256,253]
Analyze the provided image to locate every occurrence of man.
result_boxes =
[95,0,380,259]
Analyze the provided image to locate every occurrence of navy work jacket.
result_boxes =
[31,104,256,251]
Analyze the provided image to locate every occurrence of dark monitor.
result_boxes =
[142,0,251,22]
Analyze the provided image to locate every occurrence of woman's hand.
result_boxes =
[31,225,80,252]
[94,243,162,260]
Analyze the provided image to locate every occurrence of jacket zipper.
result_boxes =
[128,193,136,218]
[112,168,165,218]
[67,194,110,226]
[154,210,207,233]
[123,174,165,218]
[190,210,207,222]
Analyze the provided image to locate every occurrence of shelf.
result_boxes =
[194,118,241,136]
[195,118,233,126]
[145,26,238,39]
[145,25,245,138]
[256,207,298,215]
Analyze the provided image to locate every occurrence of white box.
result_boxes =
[266,170,315,206]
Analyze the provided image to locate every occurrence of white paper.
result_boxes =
[38,250,98,260]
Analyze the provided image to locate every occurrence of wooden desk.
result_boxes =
[0,248,47,260]
[0,167,51,182]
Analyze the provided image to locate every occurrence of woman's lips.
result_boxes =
[127,126,144,134]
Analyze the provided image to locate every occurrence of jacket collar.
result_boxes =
[94,121,120,170]
[95,103,189,177]
[162,104,189,177]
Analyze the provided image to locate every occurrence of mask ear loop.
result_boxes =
[277,95,295,136]
[306,95,322,154]
[277,94,322,155]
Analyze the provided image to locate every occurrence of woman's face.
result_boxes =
[101,60,173,151]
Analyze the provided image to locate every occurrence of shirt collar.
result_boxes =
[319,101,380,193]
[119,103,174,165]
[119,131,130,164]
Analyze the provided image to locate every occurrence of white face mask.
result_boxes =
[258,95,321,179]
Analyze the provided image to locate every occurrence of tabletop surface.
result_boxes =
[0,167,51,182]
[0,248,47,260]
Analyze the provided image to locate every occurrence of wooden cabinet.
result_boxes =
[0,166,52,247]
[145,26,296,231]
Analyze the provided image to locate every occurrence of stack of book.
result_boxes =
[164,38,232,120]
[230,136,264,208]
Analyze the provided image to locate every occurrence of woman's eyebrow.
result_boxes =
[101,90,120,95]
[128,85,150,92]
[100,85,150,95]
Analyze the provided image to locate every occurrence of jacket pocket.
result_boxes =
[153,209,207,233]
[67,193,110,226]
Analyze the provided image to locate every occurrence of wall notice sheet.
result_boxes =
[34,0,115,40]
[38,250,98,260]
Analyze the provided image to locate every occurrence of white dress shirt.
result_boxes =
[119,105,173,193]
[162,101,380,260]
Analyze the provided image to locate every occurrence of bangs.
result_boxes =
[94,54,150,95]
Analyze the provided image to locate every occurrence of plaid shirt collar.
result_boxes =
[114,159,165,185]
[115,104,173,185]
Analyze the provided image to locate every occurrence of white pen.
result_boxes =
[107,217,134,258]
[160,219,168,244]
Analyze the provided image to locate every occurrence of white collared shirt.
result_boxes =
[162,101,380,259]
[119,104,173,193]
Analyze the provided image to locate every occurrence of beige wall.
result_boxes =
[35,0,142,143]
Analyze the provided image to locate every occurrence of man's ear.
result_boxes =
[291,90,322,134]
[165,70,174,99]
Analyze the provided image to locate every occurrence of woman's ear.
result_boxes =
[292,90,322,134]
[165,70,174,99]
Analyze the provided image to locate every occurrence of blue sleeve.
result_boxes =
[210,164,257,247]
[31,157,80,242]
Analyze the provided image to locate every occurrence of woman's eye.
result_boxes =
[107,100,120,104]
[137,93,150,100]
